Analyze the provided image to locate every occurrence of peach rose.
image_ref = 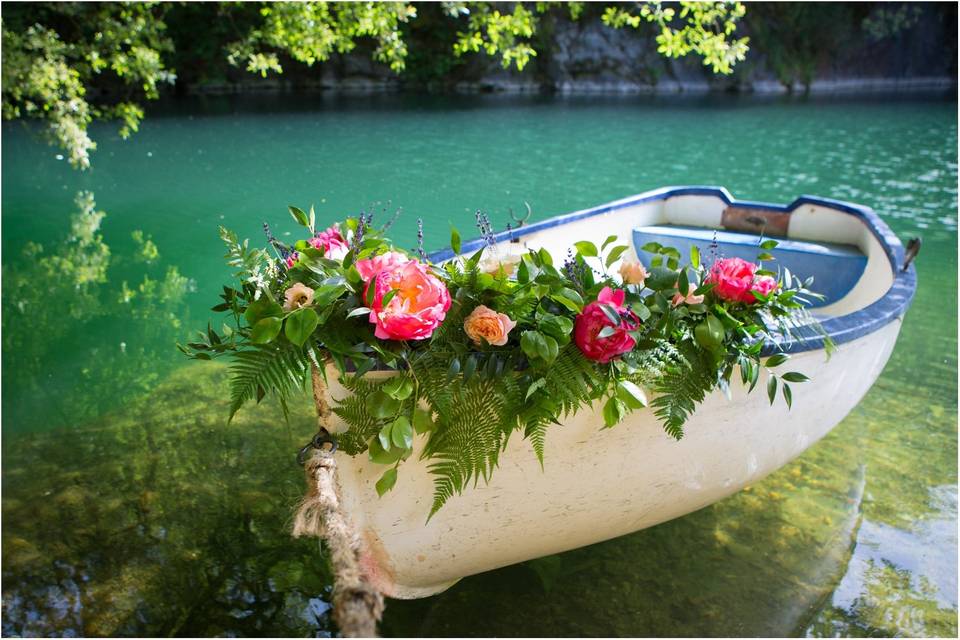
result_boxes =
[619,259,649,287]
[479,250,523,277]
[283,283,314,311]
[671,289,705,306]
[463,305,517,346]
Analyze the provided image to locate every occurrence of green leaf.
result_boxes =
[540,335,559,364]
[413,408,434,434]
[364,282,376,307]
[645,266,678,290]
[391,416,413,449]
[538,314,574,343]
[602,396,626,428]
[284,308,319,346]
[308,205,316,232]
[380,288,399,308]
[365,390,400,419]
[446,357,461,382]
[378,423,392,450]
[767,375,778,404]
[346,306,372,319]
[781,371,810,383]
[368,437,403,465]
[251,317,282,343]
[462,354,477,382]
[525,377,547,400]
[782,383,793,409]
[244,298,282,326]
[641,241,663,254]
[450,225,462,255]
[597,326,616,338]
[376,468,398,497]
[288,205,309,227]
[574,240,598,257]
[520,330,545,361]
[598,303,621,325]
[765,353,789,367]
[760,239,779,250]
[678,268,689,296]
[757,252,775,261]
[601,234,618,251]
[605,245,629,268]
[617,380,648,409]
[694,315,725,349]
[690,245,700,269]
[382,376,414,400]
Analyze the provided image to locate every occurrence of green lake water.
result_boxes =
[2,93,957,636]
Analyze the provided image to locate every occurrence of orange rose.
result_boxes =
[463,305,517,346]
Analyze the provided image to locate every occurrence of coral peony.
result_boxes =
[619,258,649,287]
[283,282,314,311]
[355,251,411,282]
[705,257,778,303]
[463,305,517,346]
[309,224,349,260]
[574,287,640,363]
[366,260,451,341]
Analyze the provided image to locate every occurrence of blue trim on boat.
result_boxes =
[428,186,917,356]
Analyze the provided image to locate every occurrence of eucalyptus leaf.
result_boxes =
[284,308,319,346]
[250,316,282,343]
[375,468,398,497]
[366,390,400,419]
[574,240,598,257]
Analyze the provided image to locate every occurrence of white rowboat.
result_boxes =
[323,186,917,599]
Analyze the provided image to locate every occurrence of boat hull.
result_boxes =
[326,319,902,599]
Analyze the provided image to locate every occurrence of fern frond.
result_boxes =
[331,374,395,455]
[650,341,717,439]
[228,344,309,422]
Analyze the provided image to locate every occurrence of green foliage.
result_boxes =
[650,341,717,439]
[1,2,175,169]
[187,200,820,516]
[227,344,310,423]
[601,1,749,74]
[3,1,756,167]
[228,1,418,76]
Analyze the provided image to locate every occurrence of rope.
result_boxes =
[293,363,384,638]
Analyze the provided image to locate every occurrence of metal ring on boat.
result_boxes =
[297,428,338,464]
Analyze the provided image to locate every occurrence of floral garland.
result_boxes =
[183,206,825,516]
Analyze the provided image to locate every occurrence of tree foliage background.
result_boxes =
[3,1,752,169]
[2,1,953,170]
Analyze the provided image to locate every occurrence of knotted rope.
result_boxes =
[293,364,384,638]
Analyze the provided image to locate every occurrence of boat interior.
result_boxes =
[462,189,898,319]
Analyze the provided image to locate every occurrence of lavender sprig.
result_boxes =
[416,218,427,261]
[474,209,496,247]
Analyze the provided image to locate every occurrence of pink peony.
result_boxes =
[705,257,778,304]
[574,287,640,363]
[309,225,349,260]
[355,251,411,282]
[365,259,451,341]
[463,305,517,346]
[285,251,299,269]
